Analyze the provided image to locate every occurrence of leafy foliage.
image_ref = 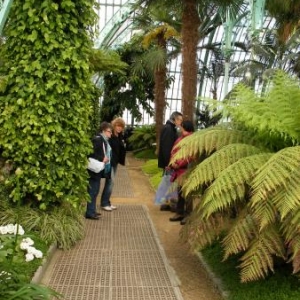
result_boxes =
[0,0,98,208]
[179,71,300,282]
[128,125,156,150]
[0,202,85,250]
[101,38,155,122]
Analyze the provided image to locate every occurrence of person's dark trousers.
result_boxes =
[101,165,117,207]
[176,186,185,215]
[86,176,101,217]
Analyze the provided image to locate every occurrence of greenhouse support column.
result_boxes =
[250,0,266,34]
[0,0,13,35]
[222,10,234,99]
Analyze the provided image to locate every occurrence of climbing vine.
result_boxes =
[0,0,98,208]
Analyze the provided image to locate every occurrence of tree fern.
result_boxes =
[239,225,285,282]
[200,153,273,218]
[222,211,257,259]
[230,71,300,145]
[251,146,300,225]
[179,71,300,282]
[172,127,253,162]
[180,213,227,250]
[184,144,265,196]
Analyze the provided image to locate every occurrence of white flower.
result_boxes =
[13,224,25,235]
[25,253,34,262]
[0,226,9,235]
[26,246,36,255]
[34,249,43,259]
[22,237,34,246]
[7,224,16,234]
[20,241,29,250]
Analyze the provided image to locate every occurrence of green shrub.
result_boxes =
[142,159,160,175]
[0,0,98,209]
[134,148,157,159]
[128,125,156,150]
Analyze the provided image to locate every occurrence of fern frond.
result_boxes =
[239,225,285,282]
[250,196,278,232]
[180,212,227,251]
[171,127,253,163]
[183,144,264,196]
[200,153,272,217]
[222,211,257,259]
[251,146,300,215]
[272,168,300,219]
[230,71,300,144]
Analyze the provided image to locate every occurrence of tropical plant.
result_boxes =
[128,125,156,151]
[131,4,181,151]
[173,71,300,282]
[101,37,155,122]
[0,0,98,209]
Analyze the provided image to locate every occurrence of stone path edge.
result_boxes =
[31,243,57,284]
[196,252,229,299]
[143,204,184,300]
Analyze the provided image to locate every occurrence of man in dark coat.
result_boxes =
[158,111,183,169]
[157,112,183,211]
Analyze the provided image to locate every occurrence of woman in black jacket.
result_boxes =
[86,122,113,220]
[100,117,126,212]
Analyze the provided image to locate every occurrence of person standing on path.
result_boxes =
[168,120,195,223]
[86,122,113,220]
[100,117,126,211]
[158,111,183,210]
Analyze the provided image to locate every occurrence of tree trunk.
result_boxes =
[181,0,200,121]
[154,34,167,154]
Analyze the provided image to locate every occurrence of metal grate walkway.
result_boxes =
[42,205,183,300]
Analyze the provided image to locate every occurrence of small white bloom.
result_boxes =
[20,241,30,250]
[7,224,16,234]
[0,226,8,235]
[34,249,43,259]
[13,224,25,235]
[22,237,34,246]
[26,246,36,255]
[25,253,34,262]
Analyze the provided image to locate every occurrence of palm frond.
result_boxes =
[239,225,285,282]
[200,153,273,217]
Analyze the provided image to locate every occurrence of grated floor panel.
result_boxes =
[43,205,183,300]
[102,164,134,198]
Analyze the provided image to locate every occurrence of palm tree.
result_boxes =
[131,4,181,151]
[172,71,300,282]
[134,0,246,123]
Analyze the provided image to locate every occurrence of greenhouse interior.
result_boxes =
[1,1,300,300]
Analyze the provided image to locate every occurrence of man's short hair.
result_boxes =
[170,111,183,122]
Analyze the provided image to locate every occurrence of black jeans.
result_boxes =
[176,186,192,216]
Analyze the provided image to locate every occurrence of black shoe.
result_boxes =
[160,204,171,211]
[169,214,184,222]
[96,212,101,216]
[180,216,188,225]
[85,215,100,220]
